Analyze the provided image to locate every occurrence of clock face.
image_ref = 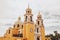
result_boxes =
[30,28,33,32]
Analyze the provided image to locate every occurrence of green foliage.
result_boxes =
[45,31,60,40]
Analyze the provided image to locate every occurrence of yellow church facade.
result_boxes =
[0,6,46,40]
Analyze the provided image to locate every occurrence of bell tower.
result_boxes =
[24,4,33,23]
[35,12,45,40]
[23,5,34,40]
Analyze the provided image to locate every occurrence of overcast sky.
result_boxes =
[0,0,60,36]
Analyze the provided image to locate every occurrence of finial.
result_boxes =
[37,11,42,18]
[38,11,40,15]
[28,3,29,8]
[38,11,41,16]
[18,16,21,20]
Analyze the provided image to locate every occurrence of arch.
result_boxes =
[38,21,39,25]
[17,24,20,27]
[25,16,27,21]
[9,30,10,34]
[13,25,15,28]
[37,37,40,40]
[22,25,23,29]
[37,28,39,33]
[30,16,32,21]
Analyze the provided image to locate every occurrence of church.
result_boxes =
[0,5,48,40]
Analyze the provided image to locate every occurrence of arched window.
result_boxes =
[9,30,10,34]
[45,39,47,40]
[25,16,27,21]
[14,25,15,28]
[22,25,23,29]
[18,31,20,34]
[28,11,29,13]
[30,16,32,21]
[37,28,39,33]
[37,37,40,40]
[17,24,19,27]
[38,21,39,25]
[27,10,31,13]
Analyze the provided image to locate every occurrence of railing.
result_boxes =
[13,34,23,37]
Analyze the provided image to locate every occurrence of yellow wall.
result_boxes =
[23,23,26,38]
[24,23,34,40]
[40,26,45,40]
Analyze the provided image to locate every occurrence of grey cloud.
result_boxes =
[0,0,60,36]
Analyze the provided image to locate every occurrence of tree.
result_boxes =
[45,31,60,40]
